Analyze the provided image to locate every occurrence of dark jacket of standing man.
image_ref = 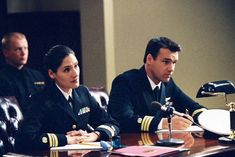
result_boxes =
[108,37,207,133]
[0,32,45,114]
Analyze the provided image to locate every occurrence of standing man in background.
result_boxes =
[108,36,207,133]
[0,32,45,114]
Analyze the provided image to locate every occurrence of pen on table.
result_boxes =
[184,109,191,121]
[87,124,95,132]
[86,124,110,149]
[185,109,189,115]
[87,124,100,137]
[185,109,195,124]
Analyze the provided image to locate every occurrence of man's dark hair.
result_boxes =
[143,37,181,63]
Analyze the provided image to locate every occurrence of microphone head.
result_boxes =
[151,101,162,110]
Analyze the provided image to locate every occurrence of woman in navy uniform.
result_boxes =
[15,45,119,151]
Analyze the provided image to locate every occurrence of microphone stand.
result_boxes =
[156,107,184,146]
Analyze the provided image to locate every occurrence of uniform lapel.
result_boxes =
[72,89,88,126]
[72,90,82,116]
[51,84,77,121]
[139,66,156,115]
[159,84,166,105]
[143,89,156,115]
[139,66,167,116]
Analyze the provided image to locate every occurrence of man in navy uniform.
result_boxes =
[0,32,45,114]
[108,37,207,133]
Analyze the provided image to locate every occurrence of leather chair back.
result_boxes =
[89,87,109,111]
[0,97,23,155]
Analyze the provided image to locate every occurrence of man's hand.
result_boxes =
[162,115,193,130]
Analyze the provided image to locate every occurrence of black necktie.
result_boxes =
[68,96,75,111]
[153,87,160,101]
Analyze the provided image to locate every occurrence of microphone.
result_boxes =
[152,101,185,146]
[151,101,186,117]
[152,101,205,130]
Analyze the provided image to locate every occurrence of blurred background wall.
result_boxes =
[2,0,235,109]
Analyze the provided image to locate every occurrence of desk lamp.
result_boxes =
[196,80,235,144]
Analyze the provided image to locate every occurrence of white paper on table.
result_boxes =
[50,142,102,151]
[155,125,204,133]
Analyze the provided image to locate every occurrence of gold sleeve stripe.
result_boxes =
[51,134,58,147]
[54,134,58,147]
[143,116,151,131]
[146,116,153,131]
[141,133,154,145]
[141,117,146,131]
[50,150,58,157]
[47,133,58,147]
[192,108,207,117]
[141,116,150,131]
[47,133,53,147]
[51,134,55,147]
[141,116,154,131]
[98,125,115,137]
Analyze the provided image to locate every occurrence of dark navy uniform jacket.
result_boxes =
[108,66,207,133]
[0,64,45,114]
[15,83,119,151]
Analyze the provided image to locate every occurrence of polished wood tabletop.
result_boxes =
[15,131,235,157]
[119,132,235,157]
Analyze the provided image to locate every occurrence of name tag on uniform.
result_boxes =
[78,106,90,115]
[34,81,45,85]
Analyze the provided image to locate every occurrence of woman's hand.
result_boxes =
[66,131,100,144]
[67,129,87,136]
[78,131,100,143]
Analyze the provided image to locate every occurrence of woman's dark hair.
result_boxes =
[143,37,181,63]
[43,45,75,72]
[43,45,75,84]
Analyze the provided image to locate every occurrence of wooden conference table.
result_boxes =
[17,131,235,157]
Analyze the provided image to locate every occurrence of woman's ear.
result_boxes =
[48,69,55,79]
